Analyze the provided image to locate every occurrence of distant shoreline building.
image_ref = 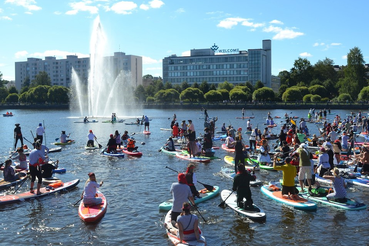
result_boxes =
[162,40,271,87]
[14,52,142,91]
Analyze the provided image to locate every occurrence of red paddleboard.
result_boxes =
[143,130,151,135]
[121,148,143,157]
[221,144,235,153]
[78,190,107,223]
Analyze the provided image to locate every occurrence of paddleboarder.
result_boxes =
[232,164,256,209]
[170,173,195,223]
[36,123,45,144]
[14,123,23,150]
[144,115,150,131]
[185,164,200,199]
[273,156,298,199]
[29,141,46,195]
[81,172,103,206]
[3,159,21,182]
[87,130,97,147]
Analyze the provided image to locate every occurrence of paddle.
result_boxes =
[23,136,33,145]
[218,190,234,208]
[13,174,29,194]
[165,166,214,191]
[95,139,103,149]
[30,130,35,139]
[73,197,83,206]
[190,200,207,223]
[43,120,47,147]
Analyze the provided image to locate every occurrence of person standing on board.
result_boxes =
[14,123,23,150]
[298,143,312,192]
[81,172,103,206]
[242,108,245,118]
[232,164,256,209]
[114,130,122,149]
[29,141,46,195]
[170,173,195,224]
[36,123,45,144]
[144,115,150,131]
[185,164,200,198]
[87,130,97,147]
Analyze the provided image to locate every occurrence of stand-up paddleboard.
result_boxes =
[181,150,220,160]
[248,157,275,171]
[175,153,211,163]
[143,130,151,135]
[74,120,98,123]
[220,167,262,186]
[0,179,80,205]
[261,184,317,210]
[42,177,62,185]
[221,144,235,153]
[85,145,100,150]
[121,148,143,157]
[160,147,182,155]
[102,119,125,123]
[223,156,260,171]
[298,187,366,210]
[53,168,66,174]
[78,190,107,223]
[102,151,124,158]
[54,140,75,145]
[164,210,206,246]
[159,186,220,211]
[235,116,255,119]
[0,172,27,190]
[221,189,266,221]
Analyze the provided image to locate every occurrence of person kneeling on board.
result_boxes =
[82,172,104,206]
[127,137,138,152]
[107,134,117,153]
[273,156,299,200]
[42,160,59,178]
[232,164,256,209]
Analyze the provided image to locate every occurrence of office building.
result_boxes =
[14,52,142,91]
[162,40,271,87]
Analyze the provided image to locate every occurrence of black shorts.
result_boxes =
[282,185,297,195]
[144,122,149,126]
[170,211,181,222]
[362,164,369,173]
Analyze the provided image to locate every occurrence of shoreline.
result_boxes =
[1,102,368,110]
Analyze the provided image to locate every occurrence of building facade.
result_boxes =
[14,52,142,91]
[162,40,271,87]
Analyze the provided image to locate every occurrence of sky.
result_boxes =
[0,0,368,81]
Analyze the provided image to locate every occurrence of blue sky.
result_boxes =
[0,0,368,81]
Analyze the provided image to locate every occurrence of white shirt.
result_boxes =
[83,181,100,199]
[36,126,45,136]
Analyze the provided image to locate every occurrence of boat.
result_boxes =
[220,167,262,186]
[78,190,108,223]
[164,210,206,246]
[223,156,260,170]
[0,179,80,205]
[3,113,14,117]
[74,120,98,123]
[0,172,27,190]
[260,184,317,210]
[220,189,266,221]
[221,144,235,153]
[54,140,75,145]
[143,130,151,135]
[121,148,143,157]
[159,186,220,211]
[175,153,211,163]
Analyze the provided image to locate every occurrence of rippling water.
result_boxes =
[0,108,368,245]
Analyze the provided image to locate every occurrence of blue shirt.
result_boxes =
[29,149,45,165]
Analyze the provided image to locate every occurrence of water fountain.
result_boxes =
[69,16,137,118]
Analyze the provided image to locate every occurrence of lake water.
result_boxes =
[0,108,368,245]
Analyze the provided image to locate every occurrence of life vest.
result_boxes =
[127,139,135,148]
[185,172,194,186]
[49,181,64,188]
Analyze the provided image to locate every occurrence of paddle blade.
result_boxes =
[98,144,102,149]
[198,181,213,191]
[291,119,296,125]
[218,201,226,208]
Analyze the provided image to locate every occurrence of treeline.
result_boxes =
[0,71,69,104]
[135,47,368,103]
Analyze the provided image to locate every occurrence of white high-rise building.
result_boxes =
[14,52,142,91]
[163,40,271,87]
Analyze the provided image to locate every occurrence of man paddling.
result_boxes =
[29,141,46,195]
[14,123,23,150]
[232,164,256,209]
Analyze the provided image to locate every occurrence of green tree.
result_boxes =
[153,80,164,93]
[181,81,190,91]
[323,79,338,98]
[290,58,313,86]
[209,84,217,90]
[146,96,155,103]
[313,58,337,83]
[0,87,9,103]
[154,89,179,102]
[308,85,328,98]
[173,84,182,94]
[22,76,31,88]
[310,79,323,86]
[28,85,51,103]
[358,86,369,101]
[303,94,313,102]
[229,89,249,101]
[145,84,156,97]
[278,84,288,98]
[135,85,146,102]
[245,81,254,93]
[252,87,275,101]
[143,74,153,80]
[192,82,199,89]
[48,86,69,104]
[278,70,291,86]
[337,93,353,102]
[180,88,204,102]
[199,81,210,94]
[8,86,18,94]
[310,94,321,102]
[217,89,229,101]
[218,81,234,91]
[20,86,29,94]
[164,82,172,90]
[337,77,358,99]
[19,92,28,103]
[204,90,222,102]
[5,93,19,103]
[282,87,303,102]
[30,71,51,87]
[254,81,264,90]
[344,47,367,98]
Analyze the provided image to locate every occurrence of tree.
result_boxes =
[308,85,328,98]
[144,84,156,97]
[337,93,353,102]
[19,92,28,103]
[218,81,234,91]
[135,85,146,102]
[8,86,18,94]
[180,88,204,102]
[5,93,19,103]
[344,47,367,98]
[337,77,359,99]
[164,82,172,90]
[28,85,51,103]
[245,81,254,93]
[0,87,9,102]
[47,86,69,104]
[358,86,369,101]
[143,74,153,80]
[204,90,222,102]
[282,87,302,102]
[154,89,179,102]
[22,76,31,88]
[313,58,337,83]
[153,80,164,93]
[323,79,338,98]
[310,94,321,102]
[303,94,313,102]
[278,84,288,98]
[217,89,229,101]
[173,84,182,94]
[252,87,275,101]
[199,81,210,94]
[310,79,323,86]
[254,81,264,90]
[290,58,313,86]
[278,70,291,86]
[30,71,51,87]
[192,82,199,89]
[229,89,249,101]
[209,84,217,91]
[20,86,29,94]
[181,81,190,91]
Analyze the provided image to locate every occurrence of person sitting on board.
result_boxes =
[60,131,70,143]
[270,118,275,126]
[225,133,235,149]
[185,164,200,199]
[84,116,89,123]
[29,141,46,195]
[15,147,28,170]
[87,130,97,147]
[221,123,227,132]
[170,173,195,224]
[121,131,130,147]
[127,137,138,152]
[164,137,175,151]
[3,159,21,182]
[42,160,59,178]
[81,172,104,206]
[232,164,256,209]
[316,147,330,177]
[166,202,205,244]
[323,168,347,202]
[144,115,150,131]
[107,134,117,153]
[258,139,271,166]
[114,130,122,149]
[357,146,369,175]
[273,156,299,199]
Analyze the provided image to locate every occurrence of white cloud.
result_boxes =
[110,1,137,14]
[15,50,28,58]
[0,8,3,13]
[181,50,190,56]
[54,11,62,15]
[299,52,312,57]
[263,25,304,40]
[0,63,5,67]
[5,0,41,11]
[25,11,32,14]
[176,8,185,13]
[0,16,12,20]
[140,4,149,10]
[146,67,161,71]
[142,56,160,65]
[342,55,347,59]
[149,0,164,9]
[217,17,263,29]
[331,43,341,46]
[270,20,283,25]
[66,1,99,15]
[313,42,325,47]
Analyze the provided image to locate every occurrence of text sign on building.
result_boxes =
[211,43,239,54]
